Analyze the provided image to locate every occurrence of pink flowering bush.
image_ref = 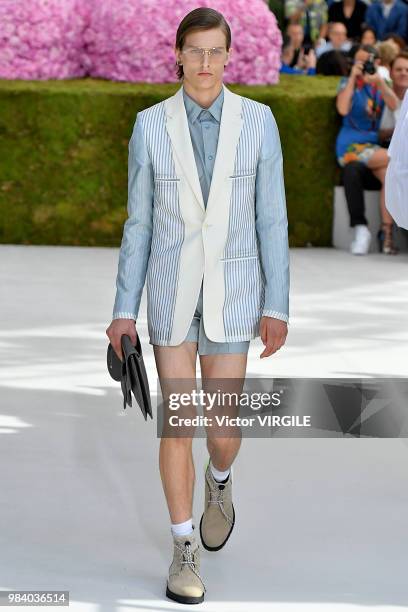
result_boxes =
[0,0,89,79]
[84,0,282,84]
[0,0,282,84]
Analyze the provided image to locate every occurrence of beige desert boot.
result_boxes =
[199,458,235,551]
[166,526,206,604]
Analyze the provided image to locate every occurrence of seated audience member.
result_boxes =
[284,23,307,67]
[379,51,408,143]
[383,33,407,52]
[328,0,367,40]
[316,48,351,74]
[365,0,408,41]
[342,162,382,254]
[316,22,353,57]
[377,40,399,79]
[281,41,317,73]
[342,53,408,255]
[285,0,329,45]
[336,44,400,254]
[361,26,377,46]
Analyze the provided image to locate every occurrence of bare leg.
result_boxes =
[371,166,394,224]
[153,341,198,524]
[366,150,398,253]
[200,353,248,472]
[367,149,393,224]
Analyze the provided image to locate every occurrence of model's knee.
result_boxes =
[207,435,238,459]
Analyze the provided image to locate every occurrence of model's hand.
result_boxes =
[106,319,137,361]
[259,318,288,358]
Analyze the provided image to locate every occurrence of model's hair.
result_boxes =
[390,50,408,70]
[175,7,231,80]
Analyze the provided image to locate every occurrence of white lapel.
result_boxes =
[164,82,243,215]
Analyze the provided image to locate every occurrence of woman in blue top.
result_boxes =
[336,44,399,253]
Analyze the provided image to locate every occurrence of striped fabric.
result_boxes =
[112,84,290,345]
[140,104,185,345]
[222,97,264,339]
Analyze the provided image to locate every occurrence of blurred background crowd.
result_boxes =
[276,0,408,75]
[271,0,408,254]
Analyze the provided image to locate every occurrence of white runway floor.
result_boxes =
[1,244,408,612]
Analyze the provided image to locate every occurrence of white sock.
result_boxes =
[171,517,194,537]
[210,458,230,482]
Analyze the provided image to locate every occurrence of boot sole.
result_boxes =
[199,503,235,551]
[166,585,204,604]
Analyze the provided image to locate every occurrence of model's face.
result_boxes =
[329,24,347,47]
[175,27,231,90]
[391,58,408,89]
[288,25,304,48]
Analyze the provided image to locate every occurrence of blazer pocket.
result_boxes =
[228,173,256,179]
[220,254,258,262]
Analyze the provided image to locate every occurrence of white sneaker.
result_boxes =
[350,224,371,255]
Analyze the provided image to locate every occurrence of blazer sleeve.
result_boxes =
[255,106,290,324]
[112,113,154,320]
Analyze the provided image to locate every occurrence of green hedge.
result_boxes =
[0,76,341,247]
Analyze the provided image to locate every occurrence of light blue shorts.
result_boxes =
[183,280,250,356]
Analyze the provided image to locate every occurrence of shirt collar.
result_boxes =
[182,86,224,124]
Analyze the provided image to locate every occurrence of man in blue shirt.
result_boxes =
[365,0,408,41]
[106,6,290,605]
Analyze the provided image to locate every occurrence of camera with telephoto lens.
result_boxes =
[362,53,376,75]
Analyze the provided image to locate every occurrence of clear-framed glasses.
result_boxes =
[181,46,227,63]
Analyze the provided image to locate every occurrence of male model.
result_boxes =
[106,7,290,605]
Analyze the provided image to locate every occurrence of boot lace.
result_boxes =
[175,541,207,593]
[208,477,234,527]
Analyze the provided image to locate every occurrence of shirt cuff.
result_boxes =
[261,310,289,324]
[112,312,137,321]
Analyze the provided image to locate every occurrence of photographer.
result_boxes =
[281,39,317,74]
[283,23,307,68]
[336,44,399,254]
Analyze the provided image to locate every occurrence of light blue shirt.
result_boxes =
[182,87,224,208]
[315,40,352,58]
[114,85,289,323]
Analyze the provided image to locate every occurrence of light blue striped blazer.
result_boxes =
[112,83,290,346]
